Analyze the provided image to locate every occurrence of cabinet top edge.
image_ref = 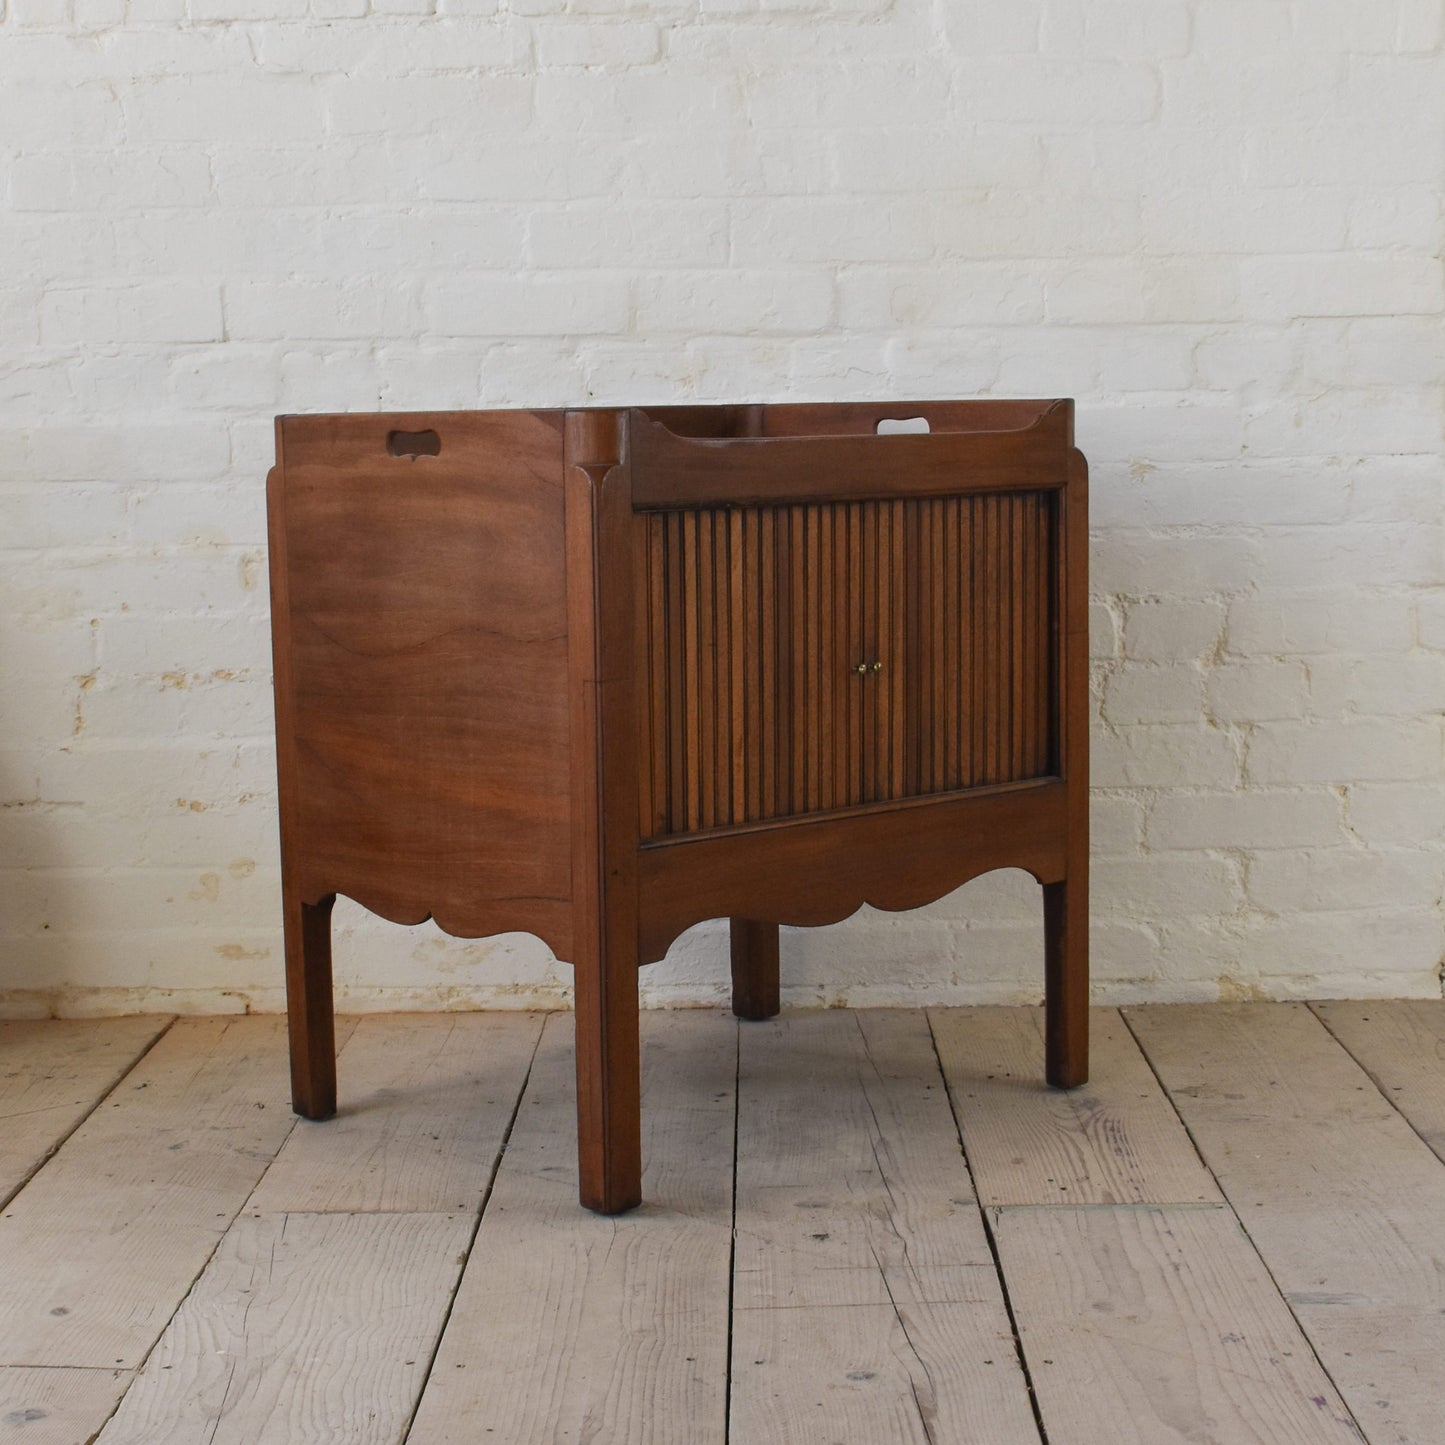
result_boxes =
[275,399,1073,425]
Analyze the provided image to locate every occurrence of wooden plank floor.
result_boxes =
[1,1003,1441,1444]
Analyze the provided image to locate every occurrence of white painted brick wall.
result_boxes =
[2,0,1442,1017]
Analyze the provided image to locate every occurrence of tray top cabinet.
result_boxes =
[269,398,1090,1213]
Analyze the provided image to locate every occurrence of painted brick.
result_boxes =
[1146,790,1344,851]
[1045,258,1240,325]
[1247,848,1442,914]
[1081,400,1246,463]
[746,62,954,130]
[323,76,532,136]
[872,330,999,393]
[1227,593,1415,658]
[1092,531,1265,598]
[1343,460,1445,528]
[532,68,742,133]
[1089,602,1120,660]
[527,202,731,270]
[121,78,323,144]
[225,282,418,343]
[1233,910,1443,980]
[1397,0,1445,51]
[944,0,1041,53]
[1091,794,1146,854]
[1206,662,1308,723]
[1192,326,1302,392]
[1041,0,1192,59]
[1309,656,1445,719]
[1245,719,1441,785]
[1092,724,1241,789]
[41,284,224,346]
[1190,1,1293,56]
[420,274,631,337]
[1103,665,1206,725]
[1124,600,1225,663]
[1093,855,1243,918]
[955,58,1161,125]
[1243,389,1442,459]
[837,264,1045,328]
[829,130,1045,195]
[1346,783,1445,847]
[534,21,661,67]
[1092,464,1350,531]
[1251,525,1443,590]
[1245,121,1445,188]
[994,326,1195,393]
[10,150,214,212]
[16,424,231,485]
[1292,0,1408,53]
[2,0,1442,1014]
[1347,184,1443,249]
[634,270,836,334]
[1419,592,1445,651]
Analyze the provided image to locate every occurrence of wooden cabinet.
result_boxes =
[268,399,1090,1214]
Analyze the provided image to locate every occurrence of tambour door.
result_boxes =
[636,490,1058,842]
[905,489,1057,799]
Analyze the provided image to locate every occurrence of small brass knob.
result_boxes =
[871,661,883,672]
[855,663,869,676]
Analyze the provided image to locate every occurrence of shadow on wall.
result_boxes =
[0,614,90,1016]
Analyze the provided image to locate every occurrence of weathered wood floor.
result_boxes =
[2,1002,1442,1444]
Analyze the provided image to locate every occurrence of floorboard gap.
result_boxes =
[1118,1007,1370,1442]
[722,1016,741,1445]
[84,1062,304,1440]
[924,1009,1049,1445]
[0,1016,178,1218]
[398,1010,549,1445]
[1306,1001,1445,1167]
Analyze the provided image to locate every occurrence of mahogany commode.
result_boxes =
[267,399,1090,1214]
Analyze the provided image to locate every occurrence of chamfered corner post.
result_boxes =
[1045,433,1090,1090]
[268,448,339,1121]
[729,918,781,1021]
[565,409,644,1215]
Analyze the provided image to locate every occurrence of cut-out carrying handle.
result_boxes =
[875,416,930,435]
[387,429,441,459]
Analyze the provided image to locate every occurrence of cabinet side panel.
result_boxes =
[275,411,572,953]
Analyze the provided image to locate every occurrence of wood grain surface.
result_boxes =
[730,1011,1039,1444]
[274,410,573,953]
[628,402,1071,508]
[0,1008,1404,1443]
[638,493,1055,837]
[0,1367,131,1445]
[1310,999,1445,1163]
[269,397,1088,1210]
[0,1018,306,1368]
[97,1211,471,1445]
[248,1012,544,1215]
[1129,1002,1445,1445]
[0,1016,170,1204]
[995,1204,1364,1445]
[931,1005,1218,1206]
[405,1011,737,1445]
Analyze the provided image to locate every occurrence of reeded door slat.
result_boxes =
[639,492,1057,840]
